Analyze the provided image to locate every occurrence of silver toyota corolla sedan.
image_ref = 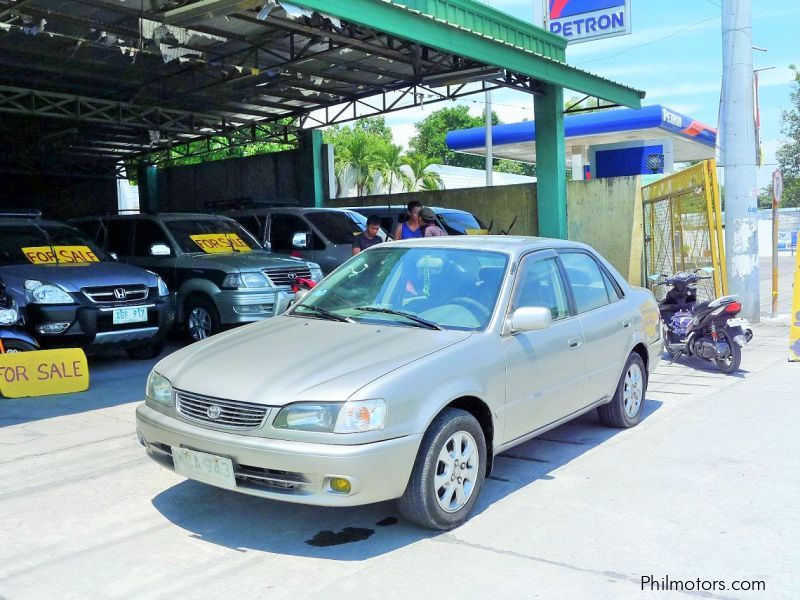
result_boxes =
[136,236,662,529]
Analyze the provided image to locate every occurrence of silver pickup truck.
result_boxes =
[72,213,322,341]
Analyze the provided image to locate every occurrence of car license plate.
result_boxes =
[171,447,236,489]
[727,318,744,327]
[112,306,147,325]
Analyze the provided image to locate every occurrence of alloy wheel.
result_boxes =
[434,430,480,513]
[623,362,644,418]
[188,306,212,341]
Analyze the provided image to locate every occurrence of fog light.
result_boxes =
[233,304,273,314]
[329,477,351,494]
[36,322,70,334]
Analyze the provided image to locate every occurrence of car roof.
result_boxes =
[0,217,76,228]
[224,206,356,215]
[345,205,472,215]
[386,235,590,256]
[76,212,237,221]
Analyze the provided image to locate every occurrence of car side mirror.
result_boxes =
[292,232,309,249]
[150,243,171,256]
[507,306,551,334]
[263,240,272,253]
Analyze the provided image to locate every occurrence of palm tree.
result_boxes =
[375,143,412,194]
[342,130,378,196]
[404,153,443,192]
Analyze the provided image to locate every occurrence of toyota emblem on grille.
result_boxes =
[287,272,297,280]
[207,405,222,420]
[113,287,127,300]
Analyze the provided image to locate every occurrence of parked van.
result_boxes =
[1,212,173,358]
[72,213,322,341]
[222,206,387,274]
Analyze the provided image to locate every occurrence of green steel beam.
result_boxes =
[290,0,644,108]
[534,83,567,239]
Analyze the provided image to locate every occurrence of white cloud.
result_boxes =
[756,66,796,88]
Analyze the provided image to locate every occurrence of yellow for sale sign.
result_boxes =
[0,348,89,398]
[189,233,252,253]
[22,246,101,265]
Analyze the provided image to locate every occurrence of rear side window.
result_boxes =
[133,221,171,257]
[269,213,312,253]
[306,211,362,245]
[559,252,614,313]
[73,220,101,241]
[104,220,135,258]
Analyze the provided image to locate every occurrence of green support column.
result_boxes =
[296,129,325,207]
[534,83,567,239]
[136,163,159,213]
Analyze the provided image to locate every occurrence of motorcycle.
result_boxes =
[0,282,39,353]
[649,268,753,374]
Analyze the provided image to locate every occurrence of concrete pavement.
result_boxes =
[1,322,797,600]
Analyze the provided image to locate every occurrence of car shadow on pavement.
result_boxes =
[151,399,662,560]
[0,343,183,427]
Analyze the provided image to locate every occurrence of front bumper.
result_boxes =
[214,289,294,325]
[26,297,174,349]
[136,403,422,507]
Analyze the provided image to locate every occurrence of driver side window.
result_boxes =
[511,256,569,320]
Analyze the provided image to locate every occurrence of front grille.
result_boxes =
[175,389,268,429]
[263,266,312,288]
[236,465,308,491]
[83,285,149,304]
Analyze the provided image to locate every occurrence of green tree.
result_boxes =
[324,118,395,196]
[409,105,498,170]
[375,143,412,194]
[404,153,443,191]
[772,65,800,208]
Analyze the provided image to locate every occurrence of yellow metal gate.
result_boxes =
[642,160,727,301]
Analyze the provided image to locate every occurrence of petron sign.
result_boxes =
[545,0,631,44]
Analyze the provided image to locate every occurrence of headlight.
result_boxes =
[24,280,73,304]
[0,299,18,325]
[157,277,169,297]
[146,371,173,406]
[222,272,270,289]
[273,402,342,432]
[307,262,323,282]
[273,399,387,433]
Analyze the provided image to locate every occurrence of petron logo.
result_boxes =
[546,0,630,44]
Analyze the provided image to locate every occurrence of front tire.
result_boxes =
[598,353,647,428]
[184,296,220,342]
[397,408,487,530]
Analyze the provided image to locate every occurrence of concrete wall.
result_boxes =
[327,183,539,236]
[0,174,117,220]
[157,151,301,212]
[567,176,643,285]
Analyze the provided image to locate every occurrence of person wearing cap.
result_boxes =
[419,207,446,237]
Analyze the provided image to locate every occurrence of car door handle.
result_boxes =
[568,336,583,348]
[622,319,631,329]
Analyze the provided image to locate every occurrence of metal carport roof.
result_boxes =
[0,0,644,178]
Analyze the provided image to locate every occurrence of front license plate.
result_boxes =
[112,306,147,325]
[727,318,744,327]
[171,447,236,489]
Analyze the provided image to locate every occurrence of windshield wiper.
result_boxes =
[30,220,60,265]
[353,306,442,330]
[294,305,352,323]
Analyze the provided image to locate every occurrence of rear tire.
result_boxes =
[397,408,487,530]
[714,331,741,374]
[598,353,647,428]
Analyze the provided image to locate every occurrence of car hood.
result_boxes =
[0,261,158,292]
[180,250,312,271]
[156,316,471,405]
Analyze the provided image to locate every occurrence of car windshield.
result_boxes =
[436,211,486,235]
[290,246,508,331]
[0,223,109,266]
[165,218,262,254]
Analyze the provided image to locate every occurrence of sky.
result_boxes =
[379,0,799,190]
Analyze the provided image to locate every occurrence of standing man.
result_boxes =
[352,215,383,255]
[393,200,423,240]
[419,207,446,237]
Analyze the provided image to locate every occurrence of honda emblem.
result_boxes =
[113,288,127,300]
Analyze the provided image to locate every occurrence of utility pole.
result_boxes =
[484,0,493,187]
[721,0,760,322]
